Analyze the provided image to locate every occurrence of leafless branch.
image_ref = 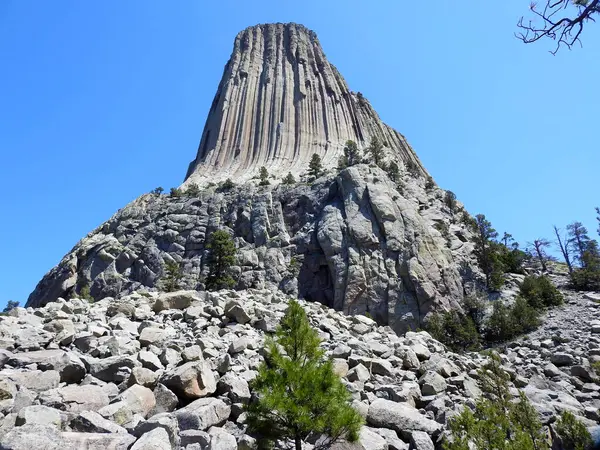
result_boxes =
[516,0,599,54]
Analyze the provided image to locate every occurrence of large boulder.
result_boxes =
[38,384,110,413]
[367,399,442,439]
[174,397,230,431]
[87,355,140,382]
[7,350,86,383]
[116,384,156,418]
[160,361,216,400]
[153,291,201,312]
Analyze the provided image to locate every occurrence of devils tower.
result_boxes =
[26,23,479,333]
[184,23,426,185]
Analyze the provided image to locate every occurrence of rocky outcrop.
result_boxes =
[184,23,426,186]
[27,165,477,333]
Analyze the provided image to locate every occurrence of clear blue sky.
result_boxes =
[1,1,599,309]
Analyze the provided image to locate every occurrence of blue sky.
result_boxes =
[1,1,598,309]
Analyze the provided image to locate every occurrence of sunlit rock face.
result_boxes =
[184,23,426,187]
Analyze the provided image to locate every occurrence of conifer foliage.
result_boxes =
[308,153,323,179]
[338,140,361,169]
[160,260,183,292]
[246,300,363,450]
[205,230,236,291]
[445,353,549,450]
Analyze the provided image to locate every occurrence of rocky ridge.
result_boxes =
[184,23,426,186]
[27,165,478,334]
[4,285,600,448]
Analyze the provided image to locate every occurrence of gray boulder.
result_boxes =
[367,399,442,439]
[174,397,230,431]
[160,361,216,400]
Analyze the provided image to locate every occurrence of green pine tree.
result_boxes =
[308,153,323,179]
[366,136,384,167]
[386,161,400,182]
[283,172,296,185]
[169,187,183,198]
[555,410,592,450]
[338,140,361,170]
[160,260,183,292]
[246,300,363,450]
[472,214,505,290]
[185,183,201,197]
[2,300,20,313]
[259,166,270,186]
[445,353,549,450]
[205,230,236,291]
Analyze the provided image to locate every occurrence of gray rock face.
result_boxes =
[26,164,475,333]
[184,23,426,187]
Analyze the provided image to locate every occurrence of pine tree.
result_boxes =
[308,153,323,179]
[283,172,296,185]
[444,191,457,211]
[151,187,164,195]
[445,353,549,450]
[567,222,591,268]
[555,411,592,450]
[185,183,201,197]
[472,214,504,290]
[160,260,183,292]
[338,140,361,170]
[221,178,235,190]
[259,166,270,186]
[529,238,551,272]
[366,136,384,167]
[247,300,363,450]
[386,161,400,182]
[501,232,514,247]
[169,187,183,197]
[2,300,19,313]
[205,230,236,291]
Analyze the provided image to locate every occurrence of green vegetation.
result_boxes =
[472,214,505,291]
[338,140,361,169]
[308,153,323,179]
[206,230,236,291]
[519,275,563,309]
[555,411,592,450]
[246,300,363,450]
[496,243,528,275]
[445,353,549,450]
[259,166,270,186]
[444,190,457,211]
[386,161,400,183]
[366,136,384,167]
[429,275,564,347]
[160,260,183,292]
[485,297,540,343]
[283,172,296,185]
[220,178,235,190]
[151,187,164,195]
[553,216,600,291]
[185,183,201,197]
[288,256,300,277]
[425,176,435,191]
[2,300,19,313]
[169,187,183,198]
[426,310,481,352]
[405,159,420,177]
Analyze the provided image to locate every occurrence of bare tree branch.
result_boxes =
[516,0,599,54]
